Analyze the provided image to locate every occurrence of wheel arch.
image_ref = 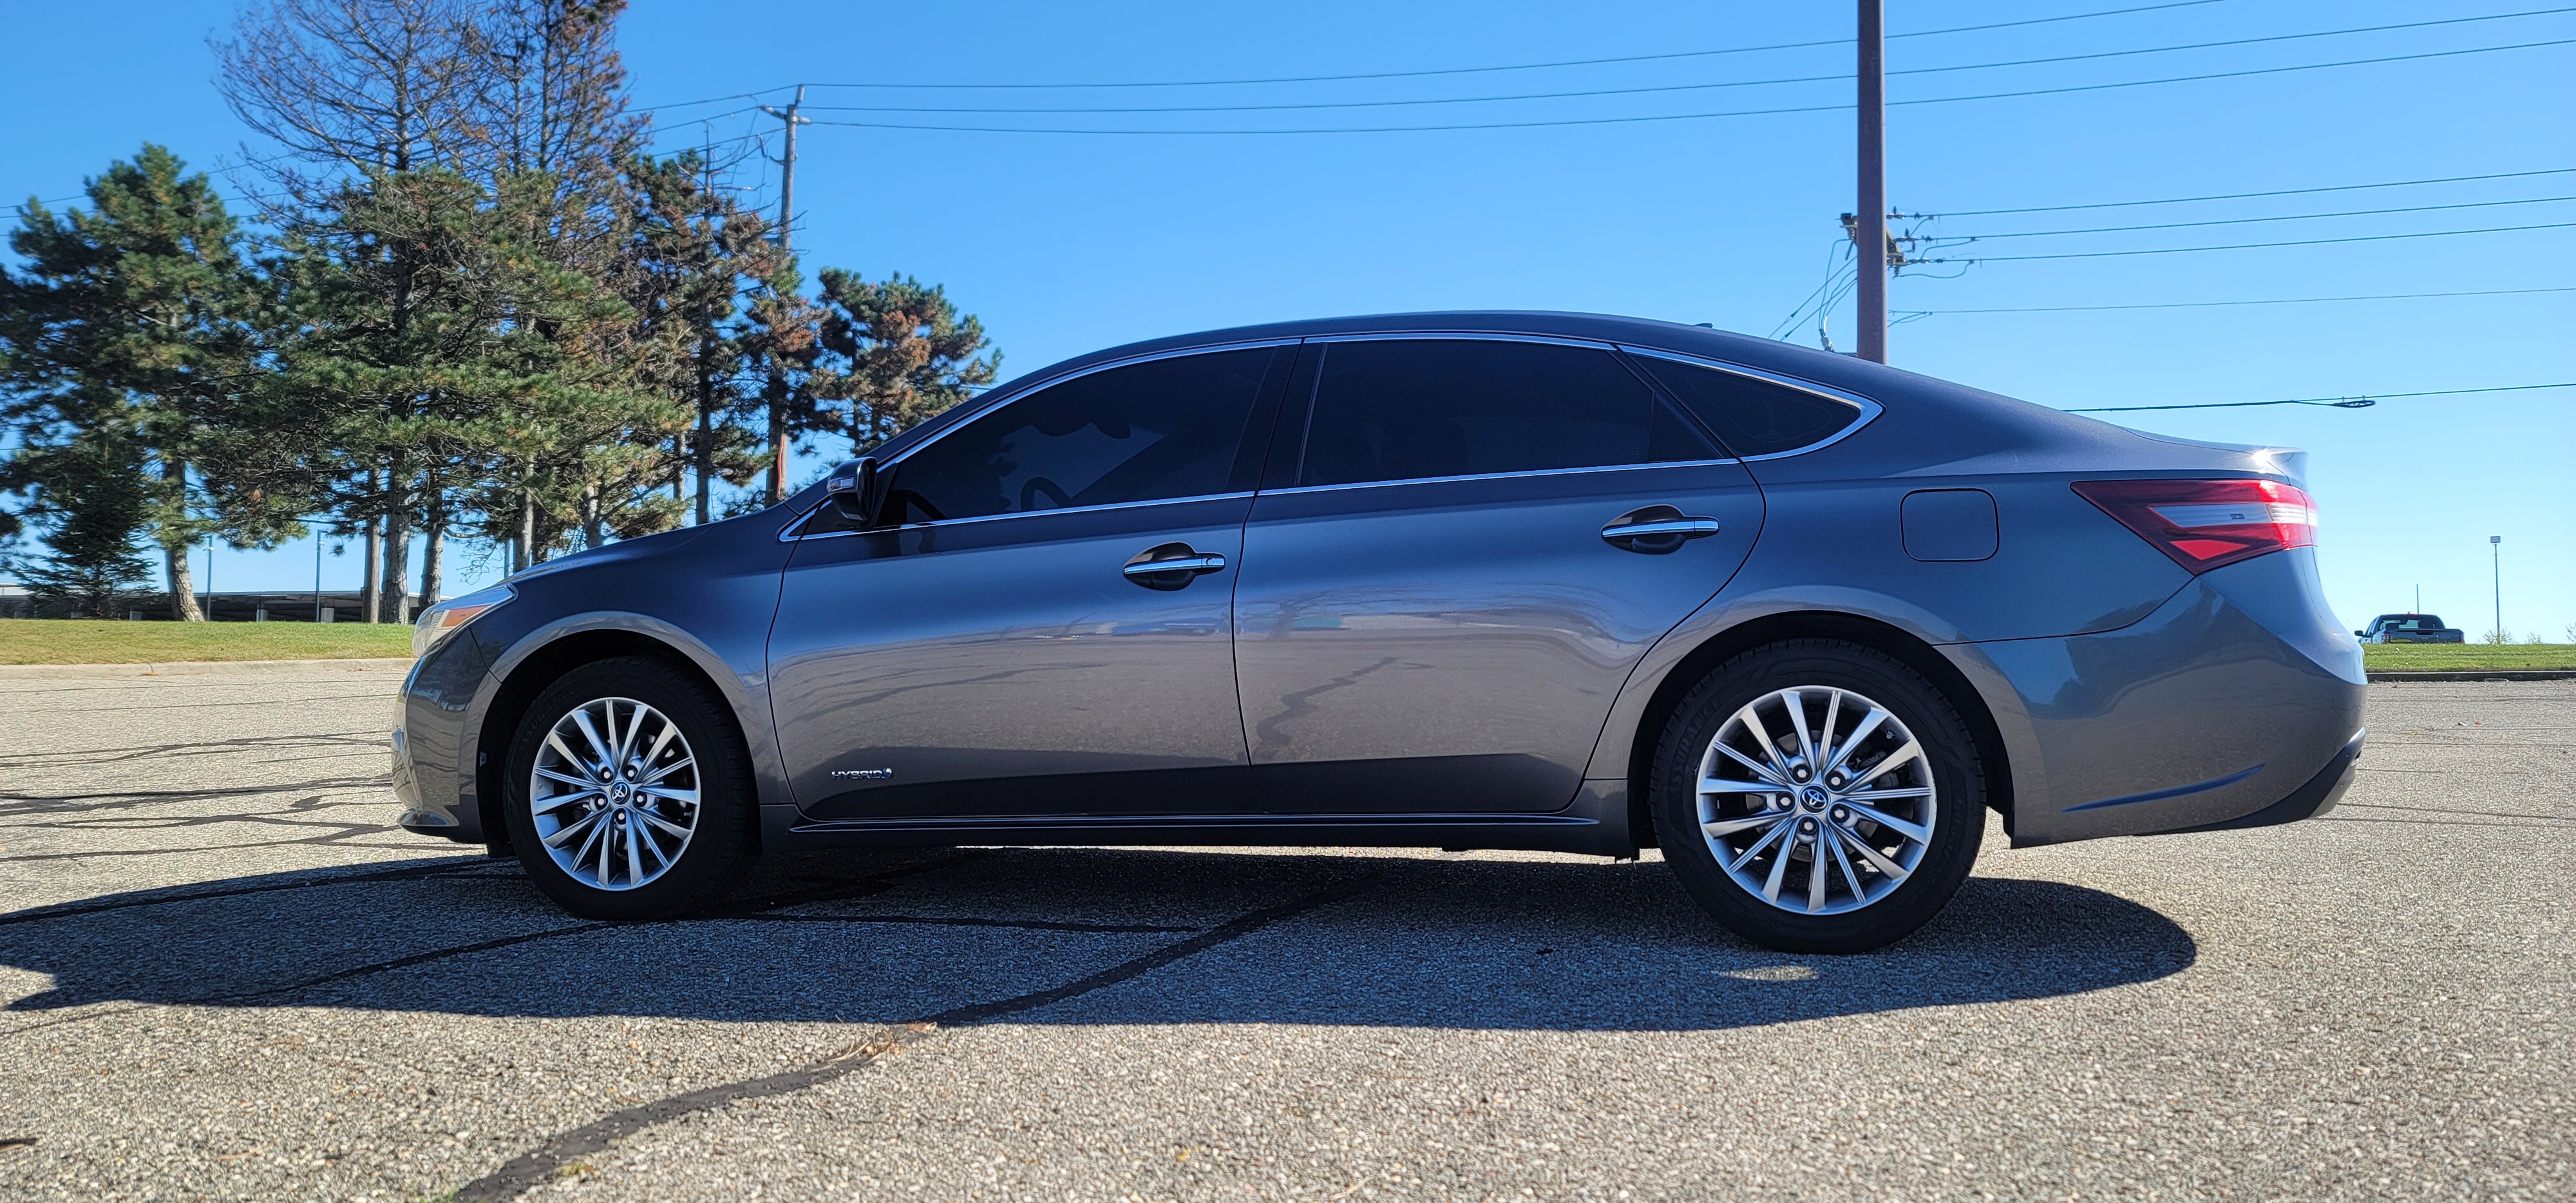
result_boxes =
[475,628,758,853]
[1618,611,2016,851]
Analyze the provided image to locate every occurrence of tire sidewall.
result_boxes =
[501,656,755,920]
[1653,640,1985,953]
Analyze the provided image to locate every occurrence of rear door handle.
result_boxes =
[1123,543,1227,589]
[1601,507,1721,554]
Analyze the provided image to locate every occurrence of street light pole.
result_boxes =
[2490,535,2503,641]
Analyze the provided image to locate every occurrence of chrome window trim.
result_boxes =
[782,338,1295,542]
[891,336,1302,468]
[785,491,1257,541]
[1262,458,1745,498]
[1278,330,1736,493]
[1615,344,1884,461]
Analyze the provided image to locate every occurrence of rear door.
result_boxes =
[770,344,1290,820]
[1231,336,1766,814]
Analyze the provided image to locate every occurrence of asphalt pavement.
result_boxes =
[0,665,2566,1201]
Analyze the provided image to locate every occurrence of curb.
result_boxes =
[2367,669,2576,683]
[0,656,416,679]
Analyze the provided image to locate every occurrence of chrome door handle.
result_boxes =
[1601,518,1722,540]
[1123,543,1227,590]
[1124,554,1226,577]
[1600,507,1720,554]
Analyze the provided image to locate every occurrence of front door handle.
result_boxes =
[1601,507,1721,554]
[1123,542,1227,590]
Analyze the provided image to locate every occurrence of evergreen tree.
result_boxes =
[618,151,779,525]
[5,430,155,618]
[0,145,257,620]
[811,270,998,456]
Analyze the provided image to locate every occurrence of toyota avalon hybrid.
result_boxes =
[392,312,2365,952]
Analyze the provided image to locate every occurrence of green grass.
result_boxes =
[0,618,415,665]
[5,617,2564,671]
[2362,642,2576,672]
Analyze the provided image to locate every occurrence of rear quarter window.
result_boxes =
[1630,354,1868,457]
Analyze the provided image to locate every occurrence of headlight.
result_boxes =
[412,584,514,658]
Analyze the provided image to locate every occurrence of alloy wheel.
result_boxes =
[1695,685,1938,915]
[528,696,701,891]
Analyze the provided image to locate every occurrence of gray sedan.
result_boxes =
[393,312,2365,952]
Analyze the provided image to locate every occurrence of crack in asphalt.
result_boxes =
[0,853,989,1039]
[26,690,395,713]
[448,875,1376,1203]
[0,824,408,863]
[0,775,391,816]
[0,730,383,770]
[0,858,504,927]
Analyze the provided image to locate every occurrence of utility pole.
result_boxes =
[2490,535,2503,641]
[1855,0,1888,363]
[760,85,810,505]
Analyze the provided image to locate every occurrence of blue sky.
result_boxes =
[5,1,2571,638]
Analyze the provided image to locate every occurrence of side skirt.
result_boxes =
[761,781,1638,858]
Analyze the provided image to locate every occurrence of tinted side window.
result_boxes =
[1300,339,1712,487]
[886,347,1274,522]
[1633,355,1865,457]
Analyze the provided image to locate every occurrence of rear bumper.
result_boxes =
[2163,727,2362,834]
[1949,547,2367,847]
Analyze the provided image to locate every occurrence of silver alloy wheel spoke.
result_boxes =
[529,696,701,892]
[1823,707,1891,777]
[1735,705,1791,777]
[1840,800,1930,846]
[1727,818,1793,873]
[1785,689,1818,768]
[1837,827,1913,881]
[1713,743,1788,788]
[1852,739,1924,788]
[1696,683,1938,917]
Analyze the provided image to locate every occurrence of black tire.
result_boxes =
[1650,639,1984,953]
[500,656,759,920]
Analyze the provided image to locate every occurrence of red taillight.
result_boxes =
[2071,478,2316,573]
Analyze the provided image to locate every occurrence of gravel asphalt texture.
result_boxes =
[0,665,2566,1200]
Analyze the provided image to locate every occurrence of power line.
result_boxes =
[1922,167,2576,216]
[732,0,2238,97]
[1949,194,2576,238]
[2064,382,2575,412]
[786,8,2576,117]
[1901,287,2576,314]
[1921,220,2575,262]
[793,37,2575,135]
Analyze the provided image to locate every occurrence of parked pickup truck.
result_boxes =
[2358,613,2465,643]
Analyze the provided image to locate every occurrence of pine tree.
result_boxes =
[614,152,775,524]
[0,146,256,620]
[5,430,155,618]
[811,271,999,455]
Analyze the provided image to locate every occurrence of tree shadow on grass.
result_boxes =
[0,846,2193,1032]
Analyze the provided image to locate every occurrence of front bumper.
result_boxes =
[393,631,494,842]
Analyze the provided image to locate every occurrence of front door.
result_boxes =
[1233,337,1766,814]
[770,344,1289,820]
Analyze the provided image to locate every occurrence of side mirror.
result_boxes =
[826,458,878,526]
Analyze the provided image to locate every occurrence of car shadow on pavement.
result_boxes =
[0,847,2195,1032]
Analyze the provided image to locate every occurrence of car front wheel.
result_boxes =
[1651,639,1985,953]
[501,656,758,919]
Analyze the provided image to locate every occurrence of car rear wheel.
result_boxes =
[1651,639,1985,953]
[502,656,758,920]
